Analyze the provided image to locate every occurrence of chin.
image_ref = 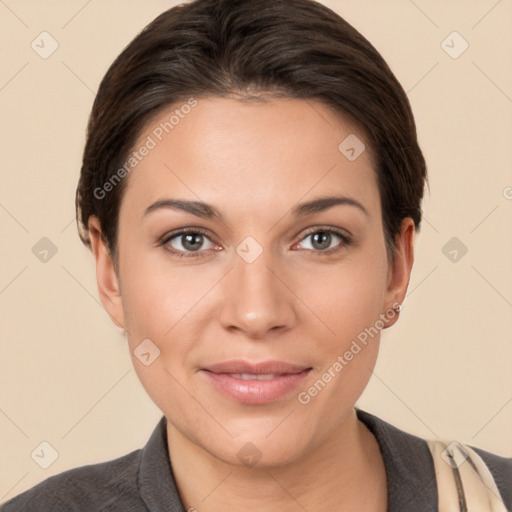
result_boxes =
[199,425,315,469]
[216,440,305,469]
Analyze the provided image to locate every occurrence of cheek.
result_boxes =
[302,251,388,340]
[118,260,200,415]
[293,278,385,423]
[118,250,222,402]
[295,246,388,396]
[119,247,210,336]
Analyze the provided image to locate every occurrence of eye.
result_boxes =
[294,228,351,253]
[161,228,217,257]
[159,227,351,259]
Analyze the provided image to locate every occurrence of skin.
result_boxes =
[89,97,414,512]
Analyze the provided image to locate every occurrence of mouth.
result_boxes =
[200,360,313,405]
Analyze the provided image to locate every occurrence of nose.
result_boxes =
[218,245,297,339]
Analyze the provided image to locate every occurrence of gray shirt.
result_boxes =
[1,408,511,511]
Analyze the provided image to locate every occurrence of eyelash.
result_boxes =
[158,226,353,259]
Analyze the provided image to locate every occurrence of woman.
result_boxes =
[2,0,510,510]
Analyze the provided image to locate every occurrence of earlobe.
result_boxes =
[383,218,415,328]
[88,216,126,330]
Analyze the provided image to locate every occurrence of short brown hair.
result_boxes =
[76,0,427,260]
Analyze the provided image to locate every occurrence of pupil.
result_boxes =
[183,233,203,251]
[312,232,331,250]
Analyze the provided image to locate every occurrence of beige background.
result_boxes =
[1,0,511,502]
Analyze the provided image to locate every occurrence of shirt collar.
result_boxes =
[138,410,438,511]
[138,415,186,512]
[356,408,437,511]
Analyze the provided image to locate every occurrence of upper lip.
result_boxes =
[202,360,311,375]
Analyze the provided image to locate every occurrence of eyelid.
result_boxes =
[159,226,213,244]
[296,225,352,241]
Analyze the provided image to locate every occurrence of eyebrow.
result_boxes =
[292,196,369,218]
[142,195,369,220]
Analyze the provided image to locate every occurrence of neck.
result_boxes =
[166,408,388,512]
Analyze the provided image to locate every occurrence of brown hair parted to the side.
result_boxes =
[76,0,427,263]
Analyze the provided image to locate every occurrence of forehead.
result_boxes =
[120,97,380,220]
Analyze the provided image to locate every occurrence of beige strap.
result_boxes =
[427,439,508,512]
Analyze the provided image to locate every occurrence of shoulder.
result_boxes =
[356,408,512,511]
[0,448,147,512]
[356,408,439,510]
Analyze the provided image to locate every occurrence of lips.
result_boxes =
[230,373,280,380]
[201,360,312,405]
[203,360,310,375]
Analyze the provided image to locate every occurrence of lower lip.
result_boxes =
[201,369,311,405]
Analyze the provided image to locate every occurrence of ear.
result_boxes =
[383,217,415,328]
[88,216,125,330]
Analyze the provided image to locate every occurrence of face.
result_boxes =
[90,97,413,467]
